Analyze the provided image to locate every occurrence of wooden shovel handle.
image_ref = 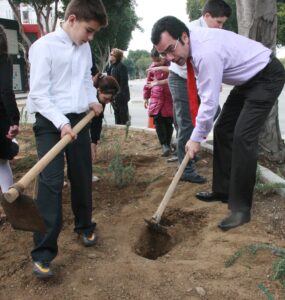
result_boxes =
[152,154,190,223]
[4,110,95,203]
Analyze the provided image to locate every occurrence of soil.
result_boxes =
[1,125,285,300]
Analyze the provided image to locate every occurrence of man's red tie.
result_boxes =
[186,57,199,127]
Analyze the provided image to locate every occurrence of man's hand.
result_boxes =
[185,140,200,160]
[61,123,77,140]
[6,125,19,139]
[91,143,97,162]
[90,102,103,115]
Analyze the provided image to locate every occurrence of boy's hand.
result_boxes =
[90,102,103,116]
[144,99,149,109]
[61,123,77,140]
[185,140,200,160]
[6,125,19,139]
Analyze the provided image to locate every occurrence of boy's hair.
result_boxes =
[111,48,124,62]
[65,0,108,26]
[150,47,159,58]
[202,0,232,18]
[151,16,189,45]
[0,25,8,55]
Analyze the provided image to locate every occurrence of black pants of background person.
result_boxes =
[213,56,285,213]
[0,117,14,160]
[112,101,129,125]
[153,114,173,146]
[31,113,95,263]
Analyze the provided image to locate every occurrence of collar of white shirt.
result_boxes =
[56,26,74,46]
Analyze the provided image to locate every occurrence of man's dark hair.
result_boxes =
[65,0,108,26]
[151,16,189,45]
[202,0,232,18]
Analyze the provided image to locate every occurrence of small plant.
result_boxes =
[108,141,135,187]
[225,243,285,291]
[19,106,28,127]
[125,114,131,140]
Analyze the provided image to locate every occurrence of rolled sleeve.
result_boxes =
[191,52,223,142]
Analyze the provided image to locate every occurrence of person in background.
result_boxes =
[90,73,120,161]
[27,0,109,279]
[151,16,285,231]
[143,48,174,157]
[167,0,231,184]
[0,25,20,219]
[106,48,130,125]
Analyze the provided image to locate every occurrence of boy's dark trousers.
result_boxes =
[31,113,95,263]
[213,57,285,213]
[153,114,173,146]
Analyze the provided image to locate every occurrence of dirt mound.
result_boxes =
[0,126,285,300]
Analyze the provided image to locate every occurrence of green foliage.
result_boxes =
[108,141,135,187]
[126,50,151,79]
[62,0,140,71]
[225,243,285,290]
[277,0,285,46]
[186,0,238,33]
[272,257,285,287]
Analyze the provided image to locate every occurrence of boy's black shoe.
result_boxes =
[81,232,97,247]
[196,192,228,203]
[180,173,207,184]
[32,261,53,279]
[161,144,171,157]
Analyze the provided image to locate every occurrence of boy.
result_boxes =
[27,0,108,279]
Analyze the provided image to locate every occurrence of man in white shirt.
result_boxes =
[28,0,109,279]
[168,0,231,184]
[151,16,285,231]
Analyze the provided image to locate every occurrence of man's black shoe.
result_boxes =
[218,211,251,231]
[196,191,228,203]
[180,174,207,184]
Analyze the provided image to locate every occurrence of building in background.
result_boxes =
[0,0,61,92]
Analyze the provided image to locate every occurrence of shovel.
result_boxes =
[0,110,96,233]
[145,154,190,234]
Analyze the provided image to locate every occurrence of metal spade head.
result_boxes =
[1,194,47,233]
[144,218,168,235]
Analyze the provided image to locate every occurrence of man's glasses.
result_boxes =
[159,38,180,58]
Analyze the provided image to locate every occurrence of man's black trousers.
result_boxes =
[213,57,285,213]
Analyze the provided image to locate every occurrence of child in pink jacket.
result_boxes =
[143,48,174,156]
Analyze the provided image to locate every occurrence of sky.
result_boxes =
[128,0,189,52]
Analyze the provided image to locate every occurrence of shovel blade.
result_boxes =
[1,194,47,233]
[144,218,168,235]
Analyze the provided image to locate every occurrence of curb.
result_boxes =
[200,141,285,198]
[107,124,285,198]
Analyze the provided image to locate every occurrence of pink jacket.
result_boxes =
[143,62,173,117]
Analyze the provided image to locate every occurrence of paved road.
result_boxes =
[19,78,285,138]
[104,79,285,139]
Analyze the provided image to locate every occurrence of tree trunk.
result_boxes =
[7,0,31,51]
[236,0,285,163]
